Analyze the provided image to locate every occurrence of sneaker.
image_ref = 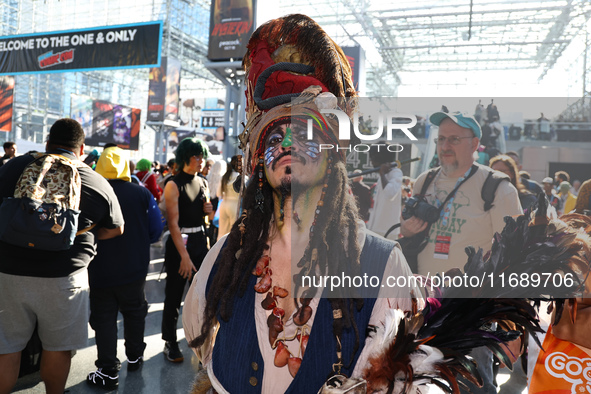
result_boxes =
[87,368,119,390]
[127,356,143,372]
[163,341,184,363]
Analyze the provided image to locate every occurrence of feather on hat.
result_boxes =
[239,14,356,174]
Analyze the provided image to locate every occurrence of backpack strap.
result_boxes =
[418,167,441,196]
[418,165,508,212]
[32,152,82,163]
[481,169,510,212]
[30,152,45,160]
[76,223,97,236]
[141,171,153,184]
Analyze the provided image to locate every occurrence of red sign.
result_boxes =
[0,76,15,132]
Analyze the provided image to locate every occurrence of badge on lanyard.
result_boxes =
[434,235,451,260]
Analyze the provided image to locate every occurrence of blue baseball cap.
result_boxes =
[429,111,482,139]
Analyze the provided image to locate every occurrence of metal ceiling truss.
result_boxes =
[0,0,224,144]
[279,0,591,93]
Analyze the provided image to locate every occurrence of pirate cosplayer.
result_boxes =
[182,14,591,394]
[182,14,418,393]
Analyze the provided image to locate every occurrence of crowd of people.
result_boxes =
[352,149,589,254]
[1,13,590,394]
[0,125,241,392]
[473,100,591,143]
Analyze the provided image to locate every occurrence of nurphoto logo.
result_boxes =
[306,108,418,153]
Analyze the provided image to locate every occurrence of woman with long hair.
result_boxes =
[216,155,241,241]
[205,159,226,245]
[490,154,537,211]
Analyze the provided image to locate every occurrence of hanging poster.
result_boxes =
[207,0,255,61]
[0,21,162,75]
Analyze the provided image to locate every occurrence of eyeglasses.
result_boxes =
[434,136,474,145]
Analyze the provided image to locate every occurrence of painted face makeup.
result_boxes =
[290,123,321,161]
[264,124,290,168]
[302,141,320,159]
[264,145,278,167]
[282,127,292,148]
[263,122,323,170]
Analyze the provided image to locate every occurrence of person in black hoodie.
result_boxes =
[87,147,163,389]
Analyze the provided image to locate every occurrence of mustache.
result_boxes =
[291,151,307,165]
[272,151,291,170]
[440,150,455,155]
[271,151,308,170]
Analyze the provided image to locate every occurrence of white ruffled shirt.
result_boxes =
[183,221,421,394]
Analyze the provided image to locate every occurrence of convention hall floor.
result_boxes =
[12,244,524,394]
[14,245,201,394]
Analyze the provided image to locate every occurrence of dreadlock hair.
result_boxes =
[191,157,364,367]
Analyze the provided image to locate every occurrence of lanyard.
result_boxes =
[435,165,477,227]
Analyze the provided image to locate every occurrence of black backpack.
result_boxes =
[418,165,510,213]
[399,165,509,273]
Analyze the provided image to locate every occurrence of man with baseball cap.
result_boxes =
[400,110,522,393]
[402,108,523,268]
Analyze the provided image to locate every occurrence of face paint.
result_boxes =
[290,122,321,161]
[303,141,320,159]
[264,146,278,167]
[282,127,292,148]
[264,131,283,168]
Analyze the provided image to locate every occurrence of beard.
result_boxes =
[441,161,459,175]
[439,151,458,175]
[279,170,291,197]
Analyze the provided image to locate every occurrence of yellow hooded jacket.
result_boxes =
[94,147,131,182]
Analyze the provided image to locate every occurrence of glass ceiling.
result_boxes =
[274,0,591,96]
[2,0,590,104]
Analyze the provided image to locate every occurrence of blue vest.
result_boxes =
[206,234,395,393]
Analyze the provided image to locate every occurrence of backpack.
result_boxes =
[0,153,89,251]
[141,170,154,185]
[419,165,509,212]
[398,165,509,273]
